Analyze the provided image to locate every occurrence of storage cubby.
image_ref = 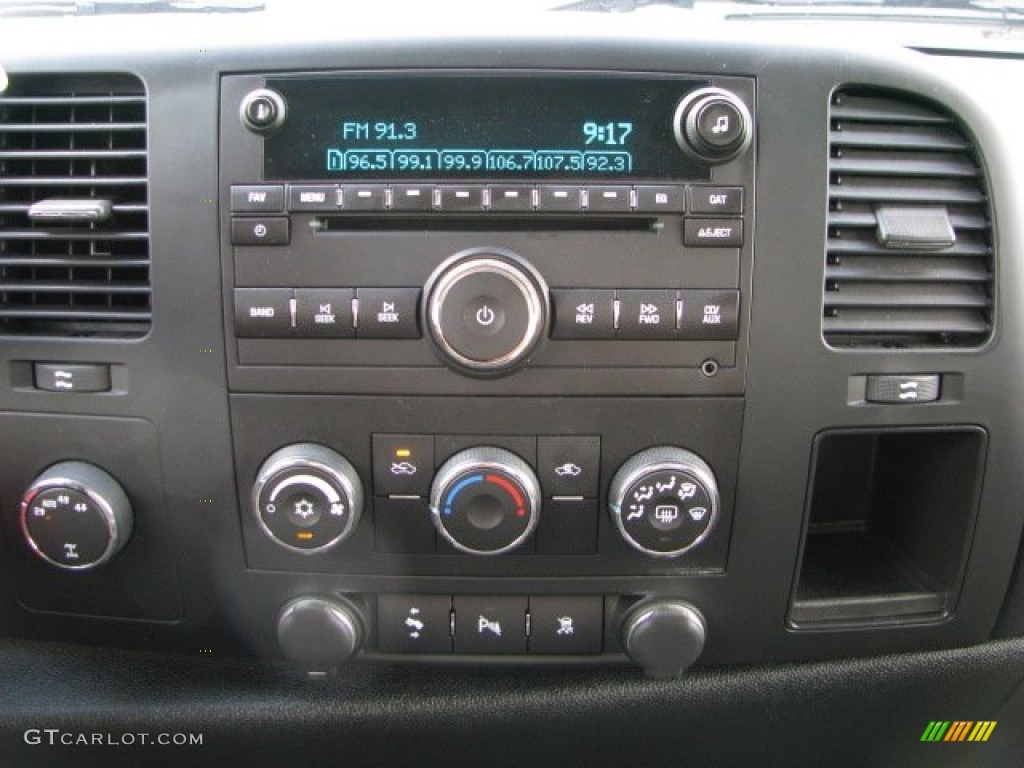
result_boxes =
[789,427,986,627]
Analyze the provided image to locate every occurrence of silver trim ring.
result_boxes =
[608,449,720,559]
[429,448,541,556]
[252,444,363,555]
[20,474,124,571]
[427,252,547,373]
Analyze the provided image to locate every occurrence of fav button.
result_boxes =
[230,185,284,213]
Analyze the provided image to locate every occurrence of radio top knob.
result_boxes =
[424,248,548,377]
[673,88,752,164]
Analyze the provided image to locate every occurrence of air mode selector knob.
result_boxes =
[430,446,541,555]
[424,248,549,376]
[608,446,720,558]
[252,444,364,554]
[673,87,752,163]
[20,461,133,571]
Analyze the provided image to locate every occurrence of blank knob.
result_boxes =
[277,596,363,673]
[621,599,706,679]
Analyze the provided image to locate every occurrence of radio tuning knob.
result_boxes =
[20,461,133,571]
[424,248,549,377]
[673,87,752,163]
[608,446,720,558]
[430,446,541,555]
[252,444,364,554]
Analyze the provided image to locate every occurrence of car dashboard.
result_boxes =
[1,7,1023,766]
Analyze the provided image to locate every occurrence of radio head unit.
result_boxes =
[220,72,755,396]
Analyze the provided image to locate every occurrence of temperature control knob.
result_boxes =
[20,461,133,571]
[252,444,364,554]
[430,447,541,555]
[673,87,752,163]
[608,446,720,558]
[424,248,548,376]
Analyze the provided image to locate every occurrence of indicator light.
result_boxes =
[296,532,314,540]
[395,448,411,458]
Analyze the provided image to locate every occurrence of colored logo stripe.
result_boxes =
[921,722,949,742]
[921,721,996,743]
[944,721,973,741]
[969,722,997,742]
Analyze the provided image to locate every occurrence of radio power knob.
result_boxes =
[424,248,549,376]
[608,446,720,558]
[20,461,133,571]
[673,87,752,163]
[430,446,541,555]
[252,444,364,554]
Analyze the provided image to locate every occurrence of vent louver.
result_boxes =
[0,74,150,337]
[823,87,993,348]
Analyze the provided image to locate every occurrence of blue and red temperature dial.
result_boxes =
[430,447,540,555]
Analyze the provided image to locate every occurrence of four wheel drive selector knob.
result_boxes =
[20,461,134,571]
[424,248,549,376]
[430,446,542,555]
[608,446,720,558]
[252,444,364,553]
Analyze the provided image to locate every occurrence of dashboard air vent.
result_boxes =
[0,74,150,337]
[823,87,992,348]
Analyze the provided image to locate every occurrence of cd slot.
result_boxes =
[318,216,660,233]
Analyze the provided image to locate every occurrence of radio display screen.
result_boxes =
[263,76,711,181]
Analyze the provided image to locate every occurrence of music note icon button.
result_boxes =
[695,100,744,149]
